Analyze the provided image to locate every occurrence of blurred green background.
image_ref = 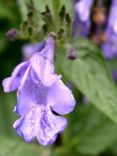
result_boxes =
[1,0,117,156]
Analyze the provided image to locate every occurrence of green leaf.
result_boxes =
[64,104,117,155]
[18,0,28,21]
[0,137,52,156]
[109,59,117,69]
[0,2,14,19]
[55,38,117,123]
[0,92,16,136]
[60,0,73,18]
[0,34,8,54]
[110,139,117,155]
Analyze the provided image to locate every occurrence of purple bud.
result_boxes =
[67,48,77,60]
[6,29,19,41]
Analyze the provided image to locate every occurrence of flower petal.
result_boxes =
[73,0,93,37]
[22,41,46,60]
[2,61,29,92]
[101,0,117,59]
[16,69,47,116]
[30,53,60,87]
[36,107,67,146]
[13,105,67,146]
[13,109,35,142]
[101,29,117,59]
[48,80,76,115]
[29,36,59,86]
[108,3,117,34]
[40,37,54,63]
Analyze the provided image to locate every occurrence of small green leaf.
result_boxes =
[60,0,73,19]
[57,27,65,39]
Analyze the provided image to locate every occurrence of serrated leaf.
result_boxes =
[55,38,117,123]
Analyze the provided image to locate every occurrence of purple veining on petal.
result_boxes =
[2,36,76,146]
[72,0,94,37]
[13,105,67,145]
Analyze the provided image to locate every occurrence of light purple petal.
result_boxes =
[108,0,117,34]
[48,80,76,115]
[13,110,35,142]
[40,37,54,63]
[30,52,60,87]
[29,37,58,87]
[37,106,67,145]
[75,0,93,22]
[16,69,47,116]
[72,0,93,37]
[13,106,67,145]
[22,41,46,60]
[2,61,29,92]
[101,29,117,59]
[101,0,117,59]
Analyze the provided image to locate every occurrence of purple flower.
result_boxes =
[72,0,93,37]
[101,0,117,59]
[2,37,75,146]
